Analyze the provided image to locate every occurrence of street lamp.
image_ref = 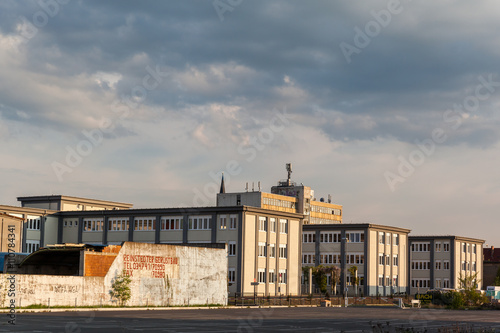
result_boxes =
[342,236,349,306]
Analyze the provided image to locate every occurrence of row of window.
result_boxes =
[378,275,399,287]
[378,254,399,266]
[461,261,477,272]
[257,268,287,284]
[26,240,40,253]
[303,231,365,244]
[27,217,41,230]
[378,232,399,245]
[303,253,366,265]
[435,242,450,252]
[412,279,454,289]
[462,242,477,254]
[77,215,239,232]
[258,243,287,258]
[310,205,341,215]
[262,197,296,209]
[258,217,289,234]
[320,253,365,265]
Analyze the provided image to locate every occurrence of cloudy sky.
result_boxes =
[1,1,499,246]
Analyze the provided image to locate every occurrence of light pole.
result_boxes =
[342,236,349,307]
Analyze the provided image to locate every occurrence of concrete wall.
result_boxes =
[0,242,227,307]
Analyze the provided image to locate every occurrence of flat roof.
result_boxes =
[409,235,485,243]
[17,195,133,208]
[303,223,411,234]
[57,205,305,218]
[0,205,58,215]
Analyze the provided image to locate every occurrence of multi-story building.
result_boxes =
[302,223,411,296]
[53,205,303,297]
[408,236,484,294]
[0,195,132,253]
[217,163,342,225]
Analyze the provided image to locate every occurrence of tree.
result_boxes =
[494,267,500,286]
[458,272,487,307]
[348,266,358,296]
[109,270,132,306]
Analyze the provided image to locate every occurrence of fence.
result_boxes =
[229,293,411,307]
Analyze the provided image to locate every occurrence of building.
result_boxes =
[483,246,500,287]
[302,223,411,296]
[217,163,342,225]
[408,236,485,294]
[56,205,303,296]
[0,195,132,253]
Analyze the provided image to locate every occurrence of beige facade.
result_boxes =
[408,236,484,294]
[302,223,410,296]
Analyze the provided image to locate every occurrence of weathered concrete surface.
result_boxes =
[0,242,227,307]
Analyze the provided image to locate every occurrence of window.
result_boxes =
[27,216,41,230]
[259,217,267,232]
[161,216,182,230]
[302,253,315,264]
[228,268,236,283]
[435,242,441,252]
[385,254,390,266]
[443,242,450,252]
[228,241,236,256]
[461,261,466,271]
[393,254,398,266]
[472,261,476,272]
[320,232,341,243]
[188,216,211,230]
[229,215,237,229]
[411,242,430,252]
[462,242,466,253]
[379,232,384,244]
[83,218,104,232]
[269,244,275,258]
[411,261,431,270]
[279,219,288,234]
[378,275,384,286]
[386,233,391,245]
[269,269,276,284]
[134,217,155,231]
[279,269,287,284]
[26,240,40,253]
[443,260,450,270]
[258,242,267,257]
[467,244,471,253]
[346,232,364,243]
[393,234,399,246]
[258,269,266,283]
[220,215,227,230]
[386,277,391,286]
[393,275,398,287]
[443,279,450,288]
[279,244,287,259]
[109,218,129,231]
[303,232,316,243]
[269,218,276,232]
[473,244,476,254]
[435,279,442,288]
[435,261,441,270]
[379,254,384,265]
[411,279,430,288]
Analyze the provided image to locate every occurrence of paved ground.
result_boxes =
[2,307,500,332]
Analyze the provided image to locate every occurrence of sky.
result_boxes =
[1,1,499,246]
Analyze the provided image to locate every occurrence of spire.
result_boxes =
[220,172,226,194]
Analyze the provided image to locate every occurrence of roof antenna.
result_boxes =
[286,163,292,186]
